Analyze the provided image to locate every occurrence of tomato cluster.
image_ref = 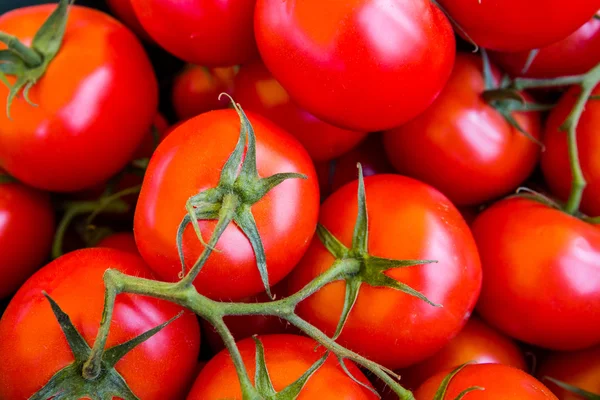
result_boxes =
[0,1,599,399]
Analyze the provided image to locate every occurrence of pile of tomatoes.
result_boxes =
[0,0,599,399]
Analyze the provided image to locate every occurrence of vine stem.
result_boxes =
[511,73,589,90]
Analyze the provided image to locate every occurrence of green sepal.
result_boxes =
[316,224,348,259]
[335,355,380,397]
[543,377,600,400]
[481,49,494,91]
[331,277,362,340]
[498,109,545,149]
[432,363,483,400]
[453,387,485,400]
[521,49,540,75]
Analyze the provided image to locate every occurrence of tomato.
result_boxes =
[254,0,455,132]
[0,5,158,192]
[383,54,541,207]
[187,334,378,399]
[134,109,319,300]
[0,181,54,298]
[106,0,153,42]
[491,16,600,78]
[415,364,558,400]
[472,197,600,350]
[172,65,236,121]
[288,174,482,369]
[542,85,600,218]
[130,0,258,66]
[537,345,600,399]
[0,248,200,399]
[436,0,600,52]
[233,61,367,162]
[97,232,139,254]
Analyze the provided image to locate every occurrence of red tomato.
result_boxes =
[130,0,258,66]
[436,0,600,52]
[537,345,600,399]
[542,85,600,218]
[472,197,600,350]
[106,0,153,42]
[0,5,158,192]
[254,0,455,132]
[172,65,236,121]
[97,232,139,254]
[187,334,378,399]
[0,181,54,298]
[415,364,558,399]
[233,61,367,162]
[0,248,200,399]
[288,175,482,369]
[491,16,600,78]
[134,109,319,300]
[383,54,541,206]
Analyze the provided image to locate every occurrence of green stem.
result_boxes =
[0,32,43,67]
[512,74,588,90]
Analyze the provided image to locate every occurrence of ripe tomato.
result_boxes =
[0,248,200,399]
[97,232,139,254]
[106,0,153,42]
[0,180,54,298]
[254,0,455,132]
[0,5,158,192]
[472,197,600,350]
[383,54,541,206]
[187,334,378,399]
[436,0,600,51]
[130,0,258,66]
[288,175,482,369]
[542,85,600,218]
[491,16,600,78]
[415,364,558,399]
[134,109,319,300]
[233,61,367,162]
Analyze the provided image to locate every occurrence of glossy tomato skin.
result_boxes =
[254,0,455,132]
[97,232,139,254]
[472,198,600,350]
[134,109,320,300]
[106,0,153,42]
[0,5,158,192]
[384,54,541,207]
[0,248,200,399]
[0,182,54,298]
[233,61,367,162]
[187,334,378,400]
[415,364,558,400]
[131,0,258,66]
[436,0,600,52]
[542,85,600,218]
[288,175,482,370]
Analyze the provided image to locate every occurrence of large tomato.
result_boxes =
[130,0,258,66]
[384,54,541,206]
[0,5,158,192]
[134,109,319,300]
[288,174,482,370]
[472,197,600,350]
[187,334,378,399]
[254,0,455,132]
[436,0,600,51]
[0,248,200,399]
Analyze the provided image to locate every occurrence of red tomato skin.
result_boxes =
[472,198,600,350]
[233,61,367,162]
[254,0,455,132]
[0,5,158,192]
[0,248,200,399]
[0,182,54,298]
[106,0,153,42]
[537,346,600,399]
[491,16,600,78]
[97,232,139,254]
[130,0,258,66]
[542,85,600,218]
[134,109,320,300]
[436,0,600,52]
[288,175,482,370]
[415,364,558,400]
[383,54,541,207]
[187,334,378,400]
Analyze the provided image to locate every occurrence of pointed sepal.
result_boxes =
[336,355,380,397]
[332,277,362,340]
[543,377,600,400]
[432,363,483,400]
[275,350,329,400]
[316,224,349,259]
[253,336,277,397]
[351,164,369,254]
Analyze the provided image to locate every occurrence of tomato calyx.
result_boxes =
[0,0,74,118]
[30,292,181,400]
[317,165,440,340]
[432,363,484,400]
[542,377,600,400]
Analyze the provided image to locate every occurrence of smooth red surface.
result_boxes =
[254,0,455,131]
[97,232,139,254]
[538,346,600,399]
[288,175,482,369]
[0,5,158,192]
[472,198,600,350]
[0,248,200,399]
[384,54,541,206]
[106,0,153,42]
